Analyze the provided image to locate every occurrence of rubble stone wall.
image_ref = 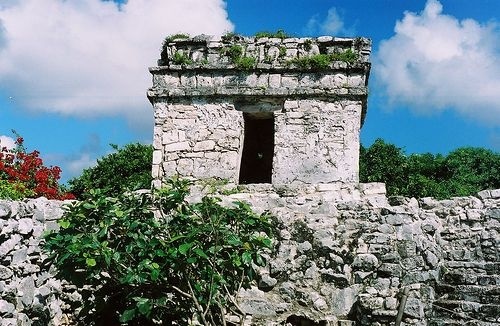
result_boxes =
[0,198,75,326]
[1,186,499,325]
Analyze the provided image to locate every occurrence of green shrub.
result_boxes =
[68,143,153,199]
[44,178,276,325]
[220,44,256,70]
[360,139,500,199]
[330,48,358,63]
[235,56,257,70]
[0,180,34,200]
[288,49,358,69]
[171,51,193,65]
[160,33,191,64]
[163,33,190,43]
[254,29,290,39]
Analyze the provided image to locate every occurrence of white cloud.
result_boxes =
[0,0,233,126]
[0,135,15,150]
[65,153,97,177]
[305,7,352,36]
[375,0,500,125]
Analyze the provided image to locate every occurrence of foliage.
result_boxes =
[360,139,500,199]
[303,39,313,51]
[220,44,256,70]
[330,48,358,63]
[287,49,358,69]
[171,51,193,66]
[254,29,290,39]
[278,46,287,58]
[235,56,257,70]
[221,32,239,42]
[0,180,33,200]
[44,178,276,325]
[0,132,73,200]
[159,33,191,64]
[164,33,190,43]
[68,143,153,199]
[360,139,409,196]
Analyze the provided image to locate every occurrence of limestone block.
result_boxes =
[19,277,35,306]
[176,158,194,175]
[193,140,216,152]
[196,75,213,87]
[164,141,190,152]
[163,74,180,87]
[180,74,196,87]
[490,188,500,198]
[330,286,361,316]
[11,248,27,265]
[281,75,299,88]
[269,74,281,88]
[0,299,15,315]
[347,74,364,87]
[317,36,333,42]
[0,234,22,256]
[162,161,177,174]
[152,150,162,165]
[0,266,13,280]
[0,202,11,218]
[352,253,379,271]
[238,287,276,317]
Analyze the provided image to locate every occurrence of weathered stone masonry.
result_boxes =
[1,188,499,325]
[148,35,371,186]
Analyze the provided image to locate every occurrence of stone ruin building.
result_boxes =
[0,34,497,326]
[145,35,500,326]
[148,34,371,188]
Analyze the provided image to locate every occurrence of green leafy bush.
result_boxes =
[220,44,256,70]
[360,139,500,199]
[287,51,358,70]
[171,51,193,65]
[254,29,290,39]
[44,178,276,325]
[0,180,33,200]
[68,143,153,199]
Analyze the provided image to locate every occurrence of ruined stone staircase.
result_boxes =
[431,220,500,325]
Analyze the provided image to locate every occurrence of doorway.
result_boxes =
[238,113,274,184]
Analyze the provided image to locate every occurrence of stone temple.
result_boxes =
[148,34,371,188]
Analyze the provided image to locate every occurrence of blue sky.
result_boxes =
[1,0,499,183]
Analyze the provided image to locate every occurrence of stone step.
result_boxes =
[440,271,500,286]
[444,261,500,273]
[432,300,500,323]
[429,318,499,326]
[436,284,500,304]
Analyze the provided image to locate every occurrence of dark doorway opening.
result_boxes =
[239,113,274,184]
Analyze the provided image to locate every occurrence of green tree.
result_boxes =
[405,153,450,199]
[360,138,408,196]
[68,143,153,199]
[442,147,500,196]
[360,139,500,199]
[44,178,275,325]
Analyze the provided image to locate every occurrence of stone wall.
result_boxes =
[1,187,499,325]
[0,198,75,326]
[219,184,500,325]
[148,36,371,187]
